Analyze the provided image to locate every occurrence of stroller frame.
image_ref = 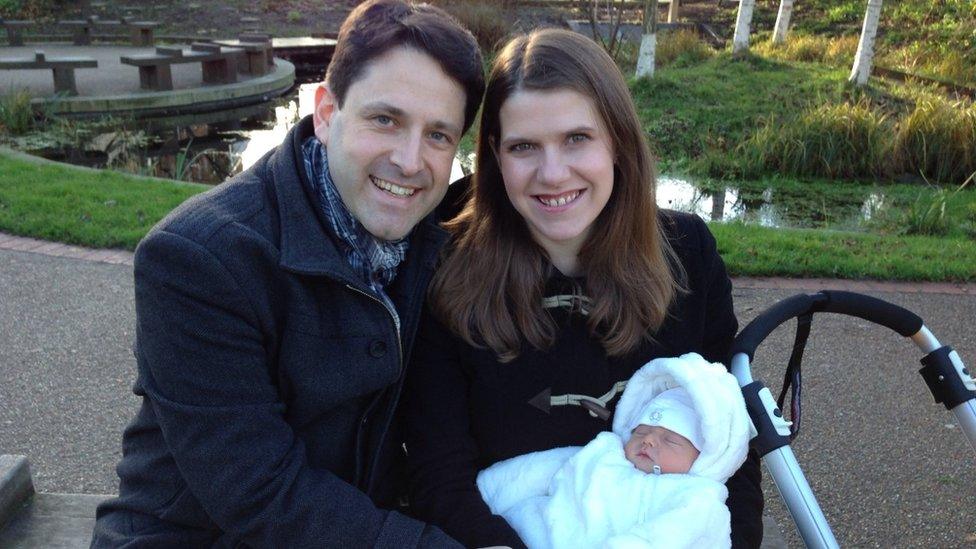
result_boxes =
[729,290,976,549]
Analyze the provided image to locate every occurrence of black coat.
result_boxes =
[92,116,460,548]
[402,210,764,548]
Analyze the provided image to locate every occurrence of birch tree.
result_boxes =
[732,0,756,57]
[635,0,659,78]
[667,0,679,23]
[850,0,883,86]
[772,0,795,44]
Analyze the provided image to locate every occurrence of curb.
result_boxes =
[0,455,34,530]
[0,233,133,266]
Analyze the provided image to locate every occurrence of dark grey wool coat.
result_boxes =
[91,116,460,548]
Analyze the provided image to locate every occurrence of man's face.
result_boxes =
[313,46,466,241]
[624,425,700,474]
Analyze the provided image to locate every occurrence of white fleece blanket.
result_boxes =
[477,353,751,549]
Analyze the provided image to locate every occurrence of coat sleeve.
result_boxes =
[692,217,765,548]
[401,308,528,549]
[133,230,459,548]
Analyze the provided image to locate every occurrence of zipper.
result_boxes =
[344,283,402,368]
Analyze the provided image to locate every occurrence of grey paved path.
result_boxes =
[1,235,974,547]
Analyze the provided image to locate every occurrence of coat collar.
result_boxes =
[270,115,448,281]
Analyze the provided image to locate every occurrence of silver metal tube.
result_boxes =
[951,399,976,452]
[764,446,840,549]
[731,352,754,386]
[910,326,941,354]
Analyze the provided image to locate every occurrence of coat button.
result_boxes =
[369,340,387,358]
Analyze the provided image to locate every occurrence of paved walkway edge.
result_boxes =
[3,231,976,295]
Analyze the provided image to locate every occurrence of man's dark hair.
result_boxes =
[326,0,485,133]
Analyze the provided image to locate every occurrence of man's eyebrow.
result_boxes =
[359,102,461,137]
[359,102,404,117]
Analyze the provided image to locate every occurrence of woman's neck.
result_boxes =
[545,244,582,277]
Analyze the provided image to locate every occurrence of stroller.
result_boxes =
[730,290,976,548]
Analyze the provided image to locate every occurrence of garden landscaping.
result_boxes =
[1,0,974,281]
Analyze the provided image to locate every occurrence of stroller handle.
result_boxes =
[731,290,924,360]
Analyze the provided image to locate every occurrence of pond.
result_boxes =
[11,83,901,231]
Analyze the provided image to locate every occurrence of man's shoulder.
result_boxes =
[144,161,275,254]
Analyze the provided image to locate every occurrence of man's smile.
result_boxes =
[370,175,417,197]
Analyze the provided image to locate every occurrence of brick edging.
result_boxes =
[0,232,133,266]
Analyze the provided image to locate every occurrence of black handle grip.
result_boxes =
[731,291,924,360]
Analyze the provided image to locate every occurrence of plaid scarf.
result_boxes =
[302,136,408,325]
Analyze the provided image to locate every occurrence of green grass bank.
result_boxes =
[3,150,975,282]
[0,149,206,250]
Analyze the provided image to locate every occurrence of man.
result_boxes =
[91,1,484,546]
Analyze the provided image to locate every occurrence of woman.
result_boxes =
[402,28,763,548]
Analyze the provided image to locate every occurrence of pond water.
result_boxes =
[19,83,892,231]
[656,176,889,230]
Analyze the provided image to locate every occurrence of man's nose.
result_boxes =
[390,133,423,177]
[537,148,570,186]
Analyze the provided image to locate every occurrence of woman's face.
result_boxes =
[496,88,615,260]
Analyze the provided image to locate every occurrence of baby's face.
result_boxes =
[624,424,700,474]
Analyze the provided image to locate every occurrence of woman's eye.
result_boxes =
[508,142,533,152]
[568,133,589,144]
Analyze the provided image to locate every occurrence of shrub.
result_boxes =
[433,0,510,52]
[0,89,34,136]
[656,29,713,68]
[740,101,892,179]
[902,189,951,236]
[894,95,976,184]
[754,33,857,67]
[286,10,301,23]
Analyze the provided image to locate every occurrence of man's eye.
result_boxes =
[430,131,452,144]
[374,115,394,126]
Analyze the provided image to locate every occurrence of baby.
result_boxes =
[623,387,702,476]
[476,353,751,549]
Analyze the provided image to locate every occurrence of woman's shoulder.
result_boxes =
[657,209,712,254]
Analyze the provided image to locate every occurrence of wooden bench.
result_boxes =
[120,44,243,91]
[1,18,31,46]
[58,16,99,45]
[215,35,274,76]
[0,51,97,96]
[58,15,159,46]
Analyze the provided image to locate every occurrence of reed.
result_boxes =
[0,89,34,136]
[740,101,892,179]
[895,95,976,184]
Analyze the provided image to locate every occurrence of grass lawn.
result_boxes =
[0,150,207,250]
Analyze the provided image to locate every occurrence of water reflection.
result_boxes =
[656,176,887,230]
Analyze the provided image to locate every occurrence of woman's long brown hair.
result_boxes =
[430,28,683,362]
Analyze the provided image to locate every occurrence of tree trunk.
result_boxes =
[636,0,659,78]
[732,0,756,57]
[772,0,794,44]
[850,0,884,86]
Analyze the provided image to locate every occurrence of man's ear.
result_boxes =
[313,84,337,144]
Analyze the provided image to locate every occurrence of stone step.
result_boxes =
[0,493,111,548]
